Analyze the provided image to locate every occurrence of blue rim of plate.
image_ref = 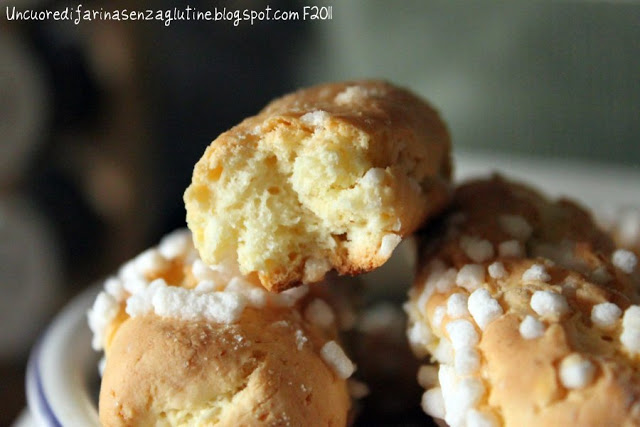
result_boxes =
[25,284,101,427]
[26,333,62,427]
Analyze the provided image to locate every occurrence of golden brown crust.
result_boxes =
[419,176,635,300]
[94,231,354,426]
[259,80,452,183]
[100,308,350,427]
[184,80,451,292]
[406,176,640,426]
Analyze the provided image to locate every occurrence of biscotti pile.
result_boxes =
[88,80,640,426]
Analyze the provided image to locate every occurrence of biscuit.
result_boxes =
[404,176,640,427]
[88,230,354,426]
[184,80,451,292]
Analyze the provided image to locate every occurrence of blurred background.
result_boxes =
[1,0,639,424]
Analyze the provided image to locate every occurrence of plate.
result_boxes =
[23,151,640,426]
[25,284,101,427]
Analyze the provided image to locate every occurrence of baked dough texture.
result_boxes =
[405,176,640,427]
[88,230,353,426]
[184,80,451,292]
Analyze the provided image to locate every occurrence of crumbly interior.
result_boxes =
[186,118,400,289]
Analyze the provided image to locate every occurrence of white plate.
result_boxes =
[25,284,101,427]
[23,152,640,426]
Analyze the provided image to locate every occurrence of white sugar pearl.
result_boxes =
[623,305,640,329]
[612,249,637,273]
[460,236,495,263]
[432,306,446,329]
[447,293,470,318]
[446,319,479,350]
[468,288,503,330]
[559,353,595,389]
[466,409,499,427]
[530,290,569,318]
[456,264,485,291]
[433,338,454,364]
[488,261,507,279]
[620,328,640,355]
[421,387,445,419]
[591,302,622,330]
[454,347,480,376]
[621,305,640,354]
[133,249,168,275]
[522,264,551,282]
[519,315,545,339]
[407,321,434,348]
[499,214,533,240]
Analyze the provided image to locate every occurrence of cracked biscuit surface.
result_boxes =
[89,230,353,426]
[405,176,640,427]
[184,80,451,292]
